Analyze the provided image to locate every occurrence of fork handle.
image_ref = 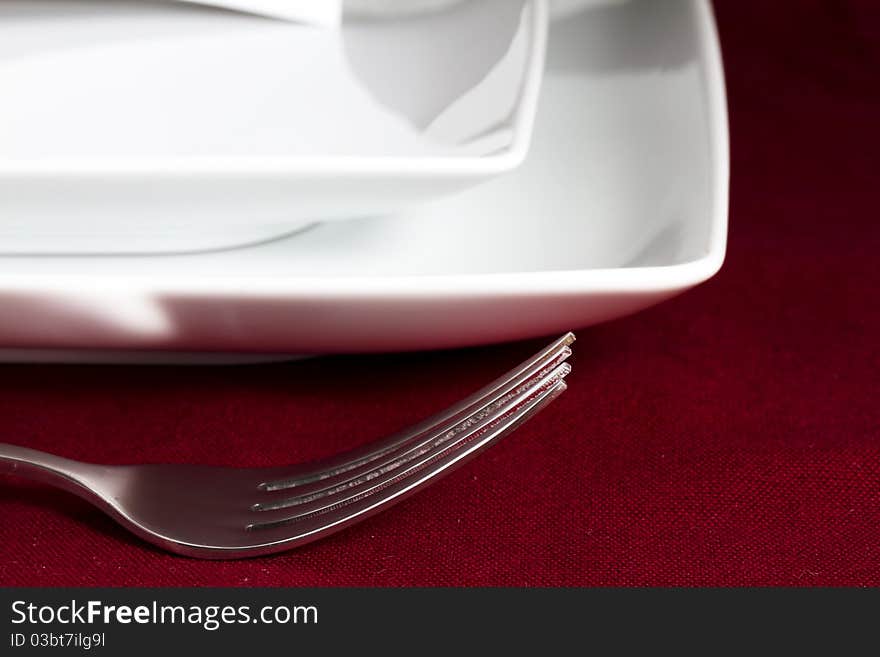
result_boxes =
[0,443,103,495]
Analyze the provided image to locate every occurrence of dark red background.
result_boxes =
[1,1,878,586]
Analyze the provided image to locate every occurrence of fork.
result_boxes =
[0,333,574,559]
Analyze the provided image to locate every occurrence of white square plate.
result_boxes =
[0,0,728,362]
[0,0,546,252]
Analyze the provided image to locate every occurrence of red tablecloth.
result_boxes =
[1,1,878,586]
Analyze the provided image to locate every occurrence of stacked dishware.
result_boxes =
[0,0,728,362]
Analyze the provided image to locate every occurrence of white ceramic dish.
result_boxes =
[177,0,342,25]
[0,0,728,363]
[0,0,546,253]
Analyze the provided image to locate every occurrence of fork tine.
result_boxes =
[248,374,568,538]
[261,332,576,492]
[253,356,571,512]
[247,361,570,531]
[257,338,573,502]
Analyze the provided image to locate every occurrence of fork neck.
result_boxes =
[0,443,104,495]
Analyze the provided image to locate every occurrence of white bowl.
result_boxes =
[0,0,547,253]
[0,0,728,363]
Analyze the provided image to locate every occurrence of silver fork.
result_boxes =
[0,333,574,559]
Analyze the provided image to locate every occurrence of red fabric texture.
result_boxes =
[1,1,878,586]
